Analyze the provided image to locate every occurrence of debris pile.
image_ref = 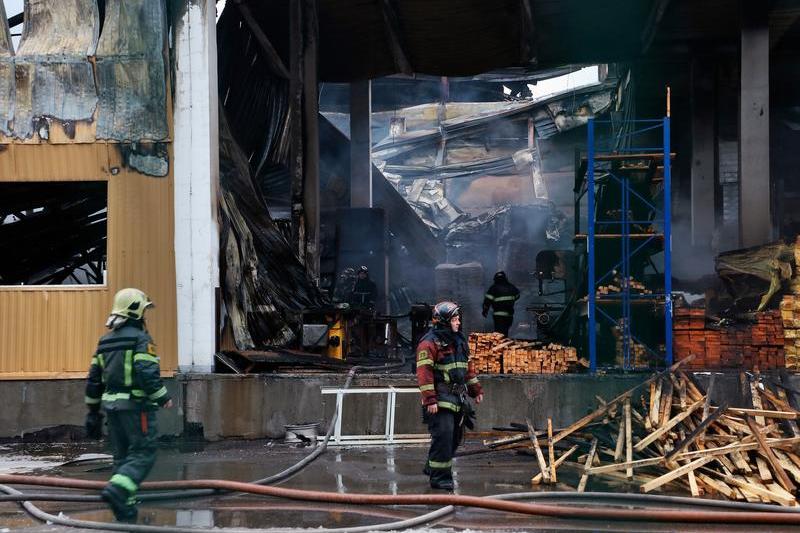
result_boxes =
[480,358,800,506]
[469,332,580,374]
[674,308,785,370]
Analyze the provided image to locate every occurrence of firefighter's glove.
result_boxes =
[85,411,104,440]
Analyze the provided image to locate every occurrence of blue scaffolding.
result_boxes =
[577,117,672,372]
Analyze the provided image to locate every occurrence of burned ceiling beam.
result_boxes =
[518,0,537,65]
[236,2,290,79]
[379,0,413,76]
[641,0,671,54]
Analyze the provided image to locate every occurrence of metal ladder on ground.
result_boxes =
[318,386,429,446]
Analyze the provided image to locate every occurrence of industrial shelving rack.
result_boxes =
[575,117,672,372]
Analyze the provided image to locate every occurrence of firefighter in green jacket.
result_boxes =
[84,288,172,523]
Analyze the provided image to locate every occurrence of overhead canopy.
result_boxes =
[240,0,653,81]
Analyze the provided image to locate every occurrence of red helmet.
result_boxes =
[432,301,460,324]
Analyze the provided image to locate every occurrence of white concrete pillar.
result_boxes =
[173,0,219,373]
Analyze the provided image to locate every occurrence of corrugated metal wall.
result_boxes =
[0,142,177,378]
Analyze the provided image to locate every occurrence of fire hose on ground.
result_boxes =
[6,474,800,528]
[6,359,800,529]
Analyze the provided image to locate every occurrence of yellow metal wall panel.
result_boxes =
[6,143,110,181]
[0,143,177,378]
[0,145,13,178]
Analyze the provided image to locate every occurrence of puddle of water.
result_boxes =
[4,441,800,532]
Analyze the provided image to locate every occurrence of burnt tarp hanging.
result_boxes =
[13,0,99,139]
[217,6,291,213]
[219,109,327,349]
[95,0,169,142]
[0,2,13,135]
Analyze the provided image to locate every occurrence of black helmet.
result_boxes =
[494,271,507,282]
[432,301,460,324]
[359,265,369,273]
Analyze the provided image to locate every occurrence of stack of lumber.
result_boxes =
[674,307,785,370]
[597,275,653,297]
[468,332,579,374]
[780,296,800,370]
[612,318,652,368]
[469,332,504,373]
[480,357,800,506]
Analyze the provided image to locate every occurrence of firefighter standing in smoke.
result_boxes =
[84,288,173,523]
[482,271,520,337]
[349,265,378,310]
[416,301,483,490]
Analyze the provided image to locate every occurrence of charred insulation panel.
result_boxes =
[95,0,169,141]
[0,2,13,135]
[12,0,100,139]
[0,181,107,286]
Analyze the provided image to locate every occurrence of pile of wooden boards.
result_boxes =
[480,357,800,506]
[468,332,580,374]
[780,295,800,371]
[674,307,785,370]
[597,275,653,297]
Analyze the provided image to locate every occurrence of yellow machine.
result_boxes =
[301,307,397,360]
[326,317,345,359]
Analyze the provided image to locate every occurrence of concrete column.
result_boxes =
[350,80,372,207]
[173,0,219,373]
[739,2,771,247]
[690,59,716,248]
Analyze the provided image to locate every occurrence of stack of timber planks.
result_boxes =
[480,357,800,506]
[674,307,785,370]
[468,332,580,374]
[780,296,800,371]
[596,275,653,297]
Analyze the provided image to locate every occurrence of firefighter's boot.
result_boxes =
[101,483,138,523]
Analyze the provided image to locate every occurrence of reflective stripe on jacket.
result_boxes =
[416,328,482,411]
[483,281,520,318]
[85,323,170,412]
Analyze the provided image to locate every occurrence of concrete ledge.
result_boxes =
[0,379,183,439]
[3,372,798,440]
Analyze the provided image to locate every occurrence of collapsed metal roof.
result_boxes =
[236,0,654,81]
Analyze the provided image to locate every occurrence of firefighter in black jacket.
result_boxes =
[85,288,172,522]
[482,271,520,337]
[349,265,378,310]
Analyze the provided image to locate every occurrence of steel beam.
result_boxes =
[350,80,372,207]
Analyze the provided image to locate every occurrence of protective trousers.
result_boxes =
[493,315,513,337]
[424,408,463,484]
[106,409,158,499]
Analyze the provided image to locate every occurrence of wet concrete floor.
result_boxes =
[0,440,797,532]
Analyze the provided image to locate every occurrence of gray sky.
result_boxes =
[3,0,23,50]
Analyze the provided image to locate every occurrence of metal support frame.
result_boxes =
[583,117,672,372]
[319,387,429,446]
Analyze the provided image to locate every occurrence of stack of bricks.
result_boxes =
[780,296,800,370]
[674,307,785,370]
[468,332,579,374]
